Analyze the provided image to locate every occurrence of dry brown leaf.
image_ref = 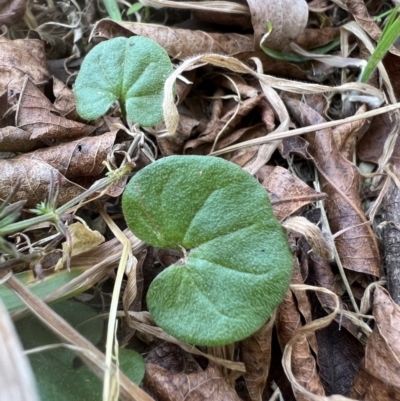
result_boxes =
[343,0,381,42]
[356,112,398,164]
[349,286,400,400]
[16,77,94,141]
[305,247,361,339]
[192,7,252,29]
[54,222,105,270]
[222,124,267,166]
[259,165,327,221]
[52,77,78,116]
[156,115,200,156]
[381,165,400,305]
[146,342,202,374]
[0,297,40,401]
[344,0,400,57]
[241,317,274,401]
[332,104,369,160]
[23,131,117,179]
[247,0,308,50]
[144,362,242,401]
[184,94,264,154]
[0,126,44,152]
[0,0,29,26]
[384,52,400,101]
[0,158,85,208]
[277,260,325,400]
[91,19,253,60]
[284,97,380,276]
[295,27,340,49]
[0,37,50,94]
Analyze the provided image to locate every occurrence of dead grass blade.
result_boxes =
[139,0,250,13]
[0,296,40,401]
[122,311,246,373]
[211,102,400,156]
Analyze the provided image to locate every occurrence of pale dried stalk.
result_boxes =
[0,297,40,401]
[5,275,154,401]
[121,311,246,373]
[95,202,137,401]
[282,216,333,260]
[210,101,400,156]
[243,57,289,174]
[139,0,250,14]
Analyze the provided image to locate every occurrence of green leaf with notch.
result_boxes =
[74,36,173,126]
[122,156,293,346]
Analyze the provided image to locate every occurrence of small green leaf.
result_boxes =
[122,156,293,346]
[17,300,145,401]
[127,2,144,15]
[74,36,173,126]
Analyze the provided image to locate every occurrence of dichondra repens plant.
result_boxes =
[122,156,293,346]
[74,36,293,346]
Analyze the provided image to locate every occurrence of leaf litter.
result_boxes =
[2,0,400,400]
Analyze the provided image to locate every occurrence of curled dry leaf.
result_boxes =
[349,286,400,400]
[258,165,327,221]
[247,0,308,50]
[184,94,264,154]
[0,37,50,94]
[0,158,84,208]
[283,216,333,260]
[24,131,117,179]
[240,316,274,401]
[16,78,95,141]
[356,112,400,165]
[144,362,242,401]
[277,260,325,400]
[284,97,380,276]
[91,19,253,60]
[332,104,369,160]
[54,222,105,270]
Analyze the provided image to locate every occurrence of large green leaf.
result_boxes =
[122,156,293,346]
[17,300,145,400]
[74,36,173,126]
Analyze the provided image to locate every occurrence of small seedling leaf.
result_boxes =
[122,156,293,346]
[74,36,173,126]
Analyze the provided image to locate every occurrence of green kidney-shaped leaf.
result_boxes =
[74,36,173,126]
[122,156,293,346]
